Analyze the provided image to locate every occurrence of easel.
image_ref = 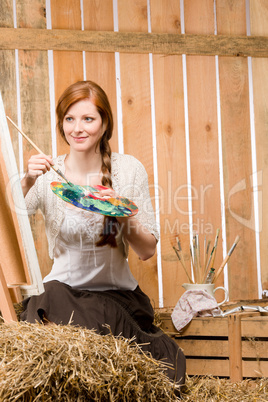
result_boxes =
[0,93,44,323]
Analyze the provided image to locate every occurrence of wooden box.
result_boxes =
[158,309,268,381]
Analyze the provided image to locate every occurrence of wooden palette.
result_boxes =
[50,182,139,217]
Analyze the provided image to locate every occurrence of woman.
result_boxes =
[20,81,186,385]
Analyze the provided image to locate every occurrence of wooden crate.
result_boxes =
[158,309,268,381]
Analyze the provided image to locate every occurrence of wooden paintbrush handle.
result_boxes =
[6,116,70,186]
[6,116,44,155]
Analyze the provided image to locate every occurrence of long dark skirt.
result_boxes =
[21,281,186,385]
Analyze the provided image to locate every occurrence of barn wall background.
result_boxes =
[0,0,267,308]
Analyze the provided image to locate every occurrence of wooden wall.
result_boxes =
[0,0,267,308]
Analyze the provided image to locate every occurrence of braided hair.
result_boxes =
[56,80,118,247]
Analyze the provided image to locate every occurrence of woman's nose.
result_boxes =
[74,120,83,133]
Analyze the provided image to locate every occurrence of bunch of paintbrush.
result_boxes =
[171,236,193,284]
[172,230,240,284]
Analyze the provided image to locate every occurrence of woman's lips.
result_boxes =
[72,136,88,142]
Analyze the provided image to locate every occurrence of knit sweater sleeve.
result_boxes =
[24,176,43,215]
[131,160,159,241]
[111,153,159,242]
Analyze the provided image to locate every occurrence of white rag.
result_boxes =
[171,289,222,332]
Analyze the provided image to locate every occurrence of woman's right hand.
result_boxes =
[25,153,54,181]
[21,153,54,196]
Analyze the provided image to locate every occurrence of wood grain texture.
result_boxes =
[184,0,224,289]
[117,0,159,306]
[0,0,18,165]
[83,0,118,153]
[217,0,258,300]
[1,28,268,57]
[16,0,52,279]
[51,0,84,156]
[250,0,268,295]
[0,263,18,322]
[185,359,230,377]
[150,0,190,306]
[0,150,27,285]
[228,314,243,382]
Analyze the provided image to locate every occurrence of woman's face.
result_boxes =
[63,98,106,153]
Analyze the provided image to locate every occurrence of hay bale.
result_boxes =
[0,321,179,401]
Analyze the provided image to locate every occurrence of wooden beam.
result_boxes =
[228,314,243,382]
[0,263,18,323]
[0,28,268,57]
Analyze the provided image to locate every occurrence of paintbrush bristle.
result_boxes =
[234,235,240,244]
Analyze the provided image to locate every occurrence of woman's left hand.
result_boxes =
[97,188,118,199]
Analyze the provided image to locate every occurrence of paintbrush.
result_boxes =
[202,245,215,282]
[196,233,202,282]
[203,239,211,274]
[6,116,74,187]
[203,236,207,268]
[210,228,220,269]
[192,235,199,284]
[212,235,240,283]
[189,245,195,283]
[176,235,188,276]
[171,237,193,284]
[202,228,220,283]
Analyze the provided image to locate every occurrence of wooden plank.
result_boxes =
[0,1,19,165]
[228,314,243,381]
[184,0,224,288]
[51,0,84,156]
[175,317,229,337]
[217,0,258,300]
[186,358,229,377]
[250,0,268,295]
[176,339,229,357]
[151,1,190,306]
[0,142,27,285]
[241,316,268,337]
[118,0,158,306]
[1,28,268,57]
[242,340,268,359]
[0,263,18,323]
[176,338,268,359]
[83,0,118,153]
[8,286,23,304]
[16,0,52,279]
[242,360,268,378]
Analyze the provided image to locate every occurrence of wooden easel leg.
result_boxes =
[8,286,23,303]
[0,263,18,322]
[228,314,242,382]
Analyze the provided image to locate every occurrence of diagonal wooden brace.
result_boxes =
[0,263,18,322]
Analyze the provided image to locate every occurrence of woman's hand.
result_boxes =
[26,154,54,180]
[97,187,117,199]
[21,153,54,196]
[98,187,157,260]
[116,215,157,261]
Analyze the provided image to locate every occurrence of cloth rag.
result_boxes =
[171,290,222,332]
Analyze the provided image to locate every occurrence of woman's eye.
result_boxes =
[85,117,93,122]
[65,117,73,122]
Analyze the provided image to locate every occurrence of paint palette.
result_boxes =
[50,182,139,217]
